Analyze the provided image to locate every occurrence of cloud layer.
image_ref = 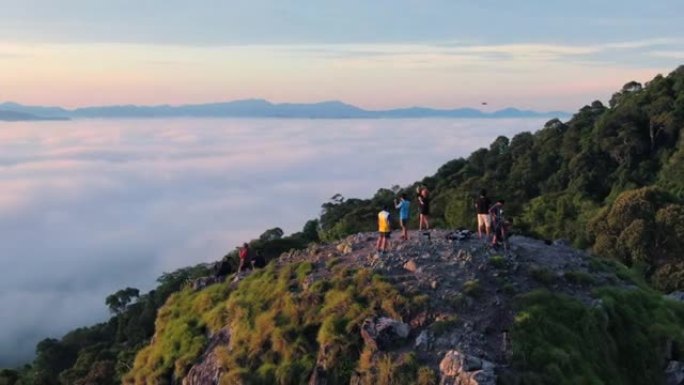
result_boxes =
[0,117,549,366]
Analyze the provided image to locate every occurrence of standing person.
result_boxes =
[395,194,410,241]
[417,187,430,231]
[376,205,391,253]
[475,189,492,241]
[237,243,250,273]
[251,250,266,269]
[489,200,506,247]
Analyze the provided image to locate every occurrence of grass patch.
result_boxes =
[529,267,555,286]
[124,262,430,385]
[326,257,341,269]
[502,282,517,296]
[563,270,596,286]
[589,258,651,289]
[296,261,313,282]
[430,316,460,336]
[489,255,506,269]
[462,279,483,298]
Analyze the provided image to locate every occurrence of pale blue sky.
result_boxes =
[0,0,682,109]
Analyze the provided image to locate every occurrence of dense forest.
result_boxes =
[1,66,683,385]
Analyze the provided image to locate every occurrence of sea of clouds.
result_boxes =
[0,117,548,366]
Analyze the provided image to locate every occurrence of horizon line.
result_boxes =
[0,98,572,114]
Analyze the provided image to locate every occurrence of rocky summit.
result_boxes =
[123,229,684,385]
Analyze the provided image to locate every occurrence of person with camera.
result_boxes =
[394,193,410,241]
[417,186,430,231]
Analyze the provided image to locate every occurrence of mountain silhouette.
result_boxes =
[0,100,568,119]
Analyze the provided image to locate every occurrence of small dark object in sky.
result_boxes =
[481,102,488,105]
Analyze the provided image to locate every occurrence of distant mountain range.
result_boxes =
[0,100,570,121]
[0,109,69,121]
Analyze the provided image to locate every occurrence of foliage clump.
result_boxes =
[506,288,684,385]
[589,187,684,290]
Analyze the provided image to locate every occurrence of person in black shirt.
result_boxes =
[475,189,492,241]
[251,250,266,269]
[417,187,430,230]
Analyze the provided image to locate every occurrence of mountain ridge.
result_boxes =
[1,66,683,385]
[0,100,569,119]
[0,109,69,122]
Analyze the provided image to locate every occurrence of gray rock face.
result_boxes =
[415,330,433,350]
[552,239,571,247]
[439,350,496,385]
[667,291,684,303]
[360,317,411,350]
[190,276,224,291]
[182,327,231,385]
[665,361,684,385]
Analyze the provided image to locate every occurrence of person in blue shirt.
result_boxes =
[395,193,410,241]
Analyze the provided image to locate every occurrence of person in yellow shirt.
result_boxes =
[376,206,391,253]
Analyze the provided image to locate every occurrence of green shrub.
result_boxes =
[462,279,482,297]
[430,316,460,336]
[529,267,555,286]
[416,366,437,385]
[506,288,684,385]
[563,271,596,286]
[489,255,506,269]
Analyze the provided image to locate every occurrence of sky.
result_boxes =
[0,0,682,110]
[0,117,548,366]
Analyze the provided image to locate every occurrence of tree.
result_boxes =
[105,288,140,314]
[0,370,19,385]
[33,338,77,385]
[259,227,284,242]
[301,219,320,242]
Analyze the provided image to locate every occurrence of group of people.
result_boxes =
[475,189,507,247]
[376,187,508,253]
[376,186,431,253]
[236,243,267,273]
[233,187,509,269]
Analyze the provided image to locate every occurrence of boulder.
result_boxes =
[404,259,418,273]
[438,350,496,385]
[336,242,353,255]
[360,317,410,350]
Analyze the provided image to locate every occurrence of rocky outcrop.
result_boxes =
[336,241,354,255]
[182,327,231,385]
[181,230,636,385]
[439,350,496,385]
[190,276,224,291]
